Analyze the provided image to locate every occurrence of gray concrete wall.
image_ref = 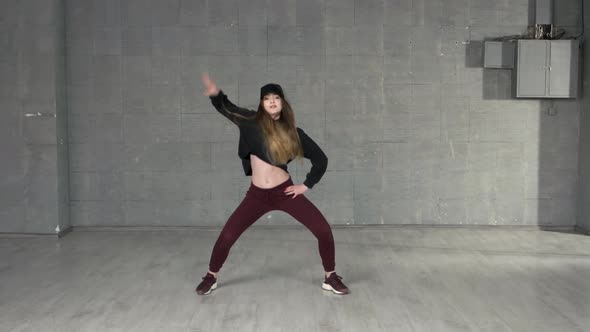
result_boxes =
[56,0,70,234]
[537,0,582,228]
[64,0,582,227]
[578,0,590,233]
[0,0,69,234]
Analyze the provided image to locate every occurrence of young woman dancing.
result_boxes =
[195,73,349,295]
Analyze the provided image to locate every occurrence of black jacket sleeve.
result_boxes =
[209,90,256,125]
[297,128,328,189]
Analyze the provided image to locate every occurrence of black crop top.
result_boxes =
[209,90,328,189]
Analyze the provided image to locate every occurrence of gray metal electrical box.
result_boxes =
[515,39,579,98]
[484,41,515,68]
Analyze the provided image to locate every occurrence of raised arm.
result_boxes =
[202,73,255,124]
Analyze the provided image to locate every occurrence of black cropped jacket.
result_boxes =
[209,90,327,189]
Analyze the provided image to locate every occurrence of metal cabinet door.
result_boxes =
[516,40,549,97]
[548,40,578,97]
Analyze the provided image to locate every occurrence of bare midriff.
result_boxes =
[250,154,290,188]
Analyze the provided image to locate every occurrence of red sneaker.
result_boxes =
[322,272,350,295]
[196,273,217,295]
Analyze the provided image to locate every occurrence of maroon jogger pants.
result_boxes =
[208,177,335,272]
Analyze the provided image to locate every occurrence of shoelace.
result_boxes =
[202,274,216,283]
[328,274,345,287]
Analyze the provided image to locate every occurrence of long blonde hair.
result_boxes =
[256,98,303,164]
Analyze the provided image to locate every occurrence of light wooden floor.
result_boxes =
[1,227,590,332]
